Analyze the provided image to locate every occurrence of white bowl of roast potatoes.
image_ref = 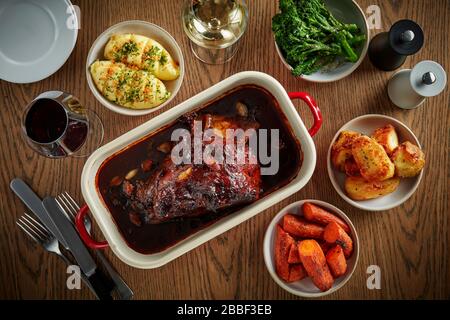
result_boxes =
[327,114,425,211]
[86,20,185,116]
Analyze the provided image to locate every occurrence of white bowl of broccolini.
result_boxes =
[273,0,369,82]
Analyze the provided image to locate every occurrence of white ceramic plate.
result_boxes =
[86,20,185,116]
[327,115,424,211]
[263,199,359,298]
[0,0,78,83]
[274,0,369,83]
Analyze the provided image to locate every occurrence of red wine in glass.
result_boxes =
[22,91,103,158]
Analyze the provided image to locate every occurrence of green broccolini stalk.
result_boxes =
[272,0,366,76]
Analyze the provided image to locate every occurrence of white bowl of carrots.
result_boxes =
[263,200,359,298]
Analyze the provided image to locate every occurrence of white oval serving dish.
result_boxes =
[78,71,322,269]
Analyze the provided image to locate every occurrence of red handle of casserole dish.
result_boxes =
[288,92,322,137]
[75,204,109,249]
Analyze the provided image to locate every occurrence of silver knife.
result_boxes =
[42,197,113,299]
[42,197,98,276]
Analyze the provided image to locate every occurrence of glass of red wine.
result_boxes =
[22,91,104,158]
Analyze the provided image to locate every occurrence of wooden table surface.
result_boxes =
[0,0,449,300]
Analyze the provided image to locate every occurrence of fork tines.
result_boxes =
[16,213,52,244]
[55,191,80,222]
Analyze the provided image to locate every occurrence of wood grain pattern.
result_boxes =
[0,0,448,300]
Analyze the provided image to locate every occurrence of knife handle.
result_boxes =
[87,270,114,300]
[55,249,114,300]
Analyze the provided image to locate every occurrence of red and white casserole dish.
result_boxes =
[77,71,322,269]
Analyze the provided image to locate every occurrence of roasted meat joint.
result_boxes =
[121,112,262,224]
[97,85,302,253]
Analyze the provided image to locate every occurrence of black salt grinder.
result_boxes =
[368,19,424,71]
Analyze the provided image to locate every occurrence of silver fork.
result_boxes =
[16,212,99,295]
[16,213,72,265]
[55,192,133,300]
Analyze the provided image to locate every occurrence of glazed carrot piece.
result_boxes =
[318,240,333,255]
[326,245,348,278]
[288,242,301,264]
[303,202,350,233]
[283,214,324,239]
[275,225,295,282]
[298,239,334,292]
[323,222,353,258]
[288,264,307,282]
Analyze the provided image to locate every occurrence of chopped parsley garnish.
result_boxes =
[163,91,171,101]
[143,45,166,70]
[118,77,127,88]
[145,45,161,59]
[114,41,139,62]
[125,88,141,103]
[159,52,168,65]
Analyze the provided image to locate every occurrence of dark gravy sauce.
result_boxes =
[96,85,303,254]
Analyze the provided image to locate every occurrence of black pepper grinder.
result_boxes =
[369,19,424,71]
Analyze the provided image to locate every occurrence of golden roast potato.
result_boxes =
[351,136,395,181]
[344,159,360,177]
[345,176,400,201]
[331,130,361,171]
[372,124,399,155]
[391,141,425,177]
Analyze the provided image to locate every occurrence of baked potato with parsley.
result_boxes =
[90,61,170,109]
[331,130,361,172]
[351,136,395,182]
[391,141,425,177]
[372,125,399,156]
[104,34,180,81]
[345,176,400,201]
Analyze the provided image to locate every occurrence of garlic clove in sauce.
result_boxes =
[236,101,248,118]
